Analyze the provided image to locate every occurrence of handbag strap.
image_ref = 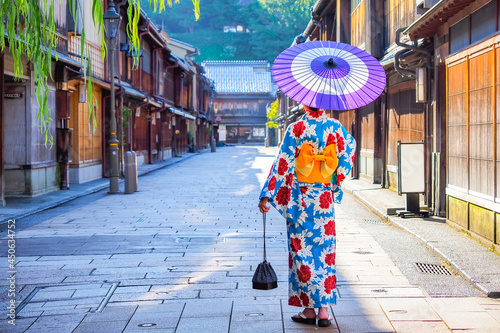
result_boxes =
[262,212,267,262]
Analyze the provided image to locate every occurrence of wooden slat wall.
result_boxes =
[448,47,498,199]
[351,0,366,48]
[164,68,175,102]
[143,72,152,95]
[360,106,374,150]
[469,52,494,197]
[337,110,356,137]
[161,113,172,149]
[133,108,149,152]
[497,47,500,200]
[388,0,417,47]
[387,87,425,166]
[69,86,102,166]
[447,61,468,190]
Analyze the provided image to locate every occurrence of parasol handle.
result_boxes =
[263,213,267,262]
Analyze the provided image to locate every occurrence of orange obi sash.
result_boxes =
[296,144,338,183]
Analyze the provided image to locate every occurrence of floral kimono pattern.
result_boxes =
[260,109,355,308]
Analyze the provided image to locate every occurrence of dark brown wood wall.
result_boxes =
[388,0,418,46]
[134,108,149,152]
[387,83,425,166]
[351,0,366,48]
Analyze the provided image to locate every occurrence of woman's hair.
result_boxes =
[304,105,320,112]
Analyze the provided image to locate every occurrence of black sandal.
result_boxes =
[317,317,332,327]
[291,312,316,325]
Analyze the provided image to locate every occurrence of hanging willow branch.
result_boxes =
[0,0,200,147]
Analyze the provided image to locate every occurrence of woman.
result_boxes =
[258,106,355,327]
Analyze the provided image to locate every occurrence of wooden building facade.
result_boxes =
[277,0,500,248]
[406,0,500,249]
[202,61,275,145]
[0,1,214,202]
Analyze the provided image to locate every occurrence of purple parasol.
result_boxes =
[272,41,386,110]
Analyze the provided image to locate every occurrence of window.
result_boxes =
[142,44,151,75]
[450,17,470,54]
[352,0,363,11]
[471,1,496,44]
[450,1,498,54]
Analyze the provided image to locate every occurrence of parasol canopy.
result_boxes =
[272,41,386,111]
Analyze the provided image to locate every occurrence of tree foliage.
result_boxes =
[266,98,279,129]
[1,0,200,147]
[144,0,314,62]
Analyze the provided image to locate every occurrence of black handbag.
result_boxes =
[252,213,278,290]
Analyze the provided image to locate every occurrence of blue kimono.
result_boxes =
[260,109,355,308]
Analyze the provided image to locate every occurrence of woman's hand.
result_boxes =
[258,197,270,213]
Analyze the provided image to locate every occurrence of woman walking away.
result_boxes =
[258,106,355,327]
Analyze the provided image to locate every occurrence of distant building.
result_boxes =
[202,61,275,144]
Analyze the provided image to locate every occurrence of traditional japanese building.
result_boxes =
[279,0,499,250]
[202,61,275,144]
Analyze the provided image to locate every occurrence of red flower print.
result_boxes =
[297,265,311,283]
[326,133,336,146]
[319,192,333,209]
[324,220,335,236]
[277,158,288,175]
[308,110,324,118]
[300,186,308,195]
[276,187,291,206]
[293,121,306,137]
[295,147,300,158]
[324,276,336,294]
[301,198,305,208]
[290,237,302,252]
[337,173,346,185]
[325,253,335,266]
[300,292,310,307]
[285,173,294,186]
[352,155,355,163]
[268,176,276,191]
[336,133,345,152]
[289,252,293,269]
[289,295,301,307]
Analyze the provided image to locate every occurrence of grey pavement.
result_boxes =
[342,177,500,298]
[0,151,206,225]
[0,145,499,332]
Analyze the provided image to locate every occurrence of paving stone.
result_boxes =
[175,316,230,333]
[335,314,395,332]
[230,319,283,333]
[81,305,137,323]
[73,320,129,333]
[390,320,451,333]
[7,146,500,333]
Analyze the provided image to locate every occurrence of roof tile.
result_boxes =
[201,60,274,94]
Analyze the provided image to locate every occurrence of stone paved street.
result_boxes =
[1,146,500,332]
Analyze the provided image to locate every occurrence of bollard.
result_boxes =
[124,151,138,194]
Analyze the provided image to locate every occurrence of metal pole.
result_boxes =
[109,35,119,193]
[210,98,216,152]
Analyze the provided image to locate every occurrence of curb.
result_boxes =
[1,150,209,225]
[344,186,499,299]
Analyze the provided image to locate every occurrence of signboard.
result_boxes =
[397,141,425,195]
[215,116,221,122]
[4,93,23,99]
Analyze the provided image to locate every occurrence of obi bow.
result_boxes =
[296,144,338,183]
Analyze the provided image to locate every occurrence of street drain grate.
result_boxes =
[415,263,452,275]
[13,282,119,318]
